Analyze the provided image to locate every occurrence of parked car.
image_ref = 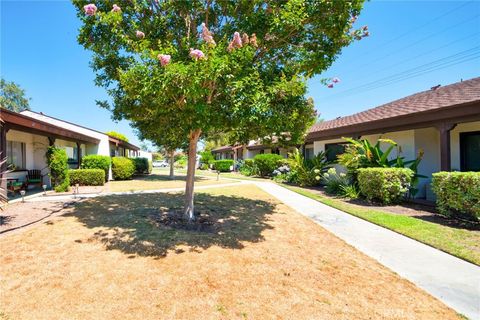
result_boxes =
[152,160,168,168]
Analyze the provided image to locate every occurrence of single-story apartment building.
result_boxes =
[0,109,144,201]
[212,140,295,161]
[306,77,480,200]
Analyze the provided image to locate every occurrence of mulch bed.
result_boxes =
[149,209,217,233]
[304,186,480,231]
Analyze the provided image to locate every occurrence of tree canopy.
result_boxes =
[106,130,129,142]
[0,79,31,112]
[72,0,367,218]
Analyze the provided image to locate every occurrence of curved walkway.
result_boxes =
[252,181,480,320]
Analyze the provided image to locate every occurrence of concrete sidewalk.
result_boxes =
[254,181,480,319]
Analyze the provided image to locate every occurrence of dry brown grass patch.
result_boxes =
[0,185,460,319]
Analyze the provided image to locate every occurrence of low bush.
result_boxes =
[288,149,330,186]
[111,157,136,180]
[81,155,111,180]
[132,157,151,174]
[200,163,209,170]
[432,172,480,221]
[322,167,350,194]
[357,168,413,205]
[254,154,284,177]
[239,159,257,176]
[46,146,70,192]
[69,169,105,186]
[174,156,187,169]
[199,151,215,166]
[213,159,234,172]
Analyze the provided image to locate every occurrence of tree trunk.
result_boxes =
[184,129,201,221]
[169,150,175,180]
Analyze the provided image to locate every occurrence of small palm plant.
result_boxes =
[338,137,425,198]
[288,149,330,187]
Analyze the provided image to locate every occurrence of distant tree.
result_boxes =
[73,0,367,220]
[106,130,129,142]
[0,79,30,112]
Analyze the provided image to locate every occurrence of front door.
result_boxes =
[460,131,480,171]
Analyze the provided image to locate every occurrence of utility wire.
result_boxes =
[322,47,480,99]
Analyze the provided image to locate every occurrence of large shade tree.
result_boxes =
[72,0,367,220]
[0,79,31,112]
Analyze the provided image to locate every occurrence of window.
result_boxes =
[460,131,480,171]
[64,146,78,164]
[305,147,314,160]
[259,150,265,154]
[325,143,346,162]
[271,148,280,155]
[6,141,26,169]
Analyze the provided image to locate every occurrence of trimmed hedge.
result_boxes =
[132,157,152,174]
[253,153,284,177]
[81,155,111,180]
[213,159,234,172]
[432,172,480,221]
[112,157,136,180]
[46,146,70,192]
[357,168,413,205]
[69,169,105,186]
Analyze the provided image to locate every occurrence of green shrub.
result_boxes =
[81,155,111,180]
[132,157,151,174]
[69,169,105,186]
[46,146,70,192]
[288,149,330,186]
[213,159,234,172]
[239,159,258,176]
[432,172,480,221]
[199,151,215,165]
[357,168,413,205]
[322,167,350,194]
[253,154,284,177]
[200,163,209,170]
[111,157,136,180]
[174,155,187,169]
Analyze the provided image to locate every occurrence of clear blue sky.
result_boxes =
[1,1,479,148]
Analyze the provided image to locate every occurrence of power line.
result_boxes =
[322,47,480,99]
[347,1,475,62]
[340,13,480,77]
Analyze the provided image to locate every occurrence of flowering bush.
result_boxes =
[288,149,330,187]
[322,167,350,195]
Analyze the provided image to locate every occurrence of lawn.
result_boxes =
[0,185,459,319]
[285,185,480,266]
[108,169,238,192]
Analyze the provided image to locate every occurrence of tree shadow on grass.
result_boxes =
[66,191,276,258]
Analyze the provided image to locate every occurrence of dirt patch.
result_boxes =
[0,201,75,235]
[149,209,217,233]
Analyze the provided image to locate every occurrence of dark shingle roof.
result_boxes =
[309,77,480,134]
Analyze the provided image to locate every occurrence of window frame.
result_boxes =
[460,131,480,172]
[325,142,347,162]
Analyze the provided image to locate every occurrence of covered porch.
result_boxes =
[0,109,99,202]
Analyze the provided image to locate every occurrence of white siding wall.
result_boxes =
[414,128,440,200]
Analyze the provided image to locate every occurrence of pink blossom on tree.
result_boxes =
[232,32,242,48]
[111,4,121,13]
[327,83,334,88]
[136,30,145,39]
[189,49,205,60]
[83,3,97,16]
[158,54,171,66]
[332,77,340,83]
[201,23,215,45]
[250,33,258,48]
